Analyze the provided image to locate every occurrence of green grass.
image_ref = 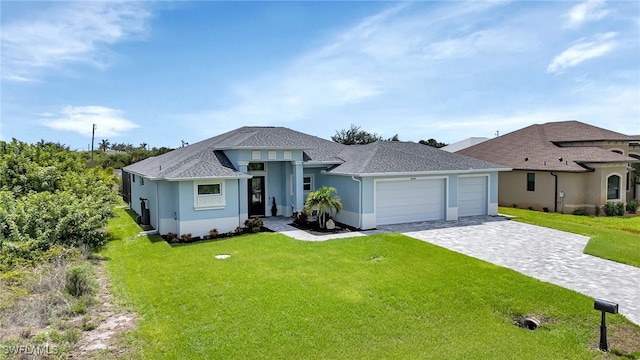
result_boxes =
[103,208,640,359]
[499,207,640,268]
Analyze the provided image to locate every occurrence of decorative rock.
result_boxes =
[215,254,231,260]
[326,219,336,230]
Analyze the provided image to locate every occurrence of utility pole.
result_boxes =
[91,123,97,164]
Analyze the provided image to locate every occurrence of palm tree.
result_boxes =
[303,186,343,229]
[140,142,148,150]
[99,139,110,152]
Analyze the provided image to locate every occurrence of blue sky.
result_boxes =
[1,1,639,150]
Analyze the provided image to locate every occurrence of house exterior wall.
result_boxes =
[176,179,240,236]
[320,174,362,229]
[158,181,179,235]
[129,175,158,230]
[499,166,628,214]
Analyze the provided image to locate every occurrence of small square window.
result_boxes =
[198,184,221,195]
[527,173,535,192]
[252,151,261,160]
[268,151,277,159]
[284,151,292,160]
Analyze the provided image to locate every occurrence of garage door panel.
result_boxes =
[376,179,445,226]
[458,177,487,217]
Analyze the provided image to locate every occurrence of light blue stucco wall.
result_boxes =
[448,175,458,209]
[177,179,240,221]
[129,175,158,229]
[490,172,499,203]
[317,174,360,214]
[158,181,178,220]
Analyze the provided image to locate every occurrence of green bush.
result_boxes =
[165,232,178,243]
[65,264,96,298]
[626,200,638,214]
[244,218,263,233]
[180,233,192,243]
[603,201,624,216]
[292,211,308,226]
[0,140,116,270]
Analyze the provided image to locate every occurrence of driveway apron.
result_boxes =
[381,217,640,325]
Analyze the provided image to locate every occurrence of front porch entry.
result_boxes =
[248,176,265,217]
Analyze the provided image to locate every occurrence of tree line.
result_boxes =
[0,139,118,270]
[331,124,447,148]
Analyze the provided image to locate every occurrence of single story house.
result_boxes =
[457,121,640,214]
[123,126,509,236]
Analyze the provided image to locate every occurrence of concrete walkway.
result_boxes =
[263,216,640,325]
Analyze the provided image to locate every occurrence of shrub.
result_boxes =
[527,206,534,211]
[165,232,178,243]
[511,204,518,208]
[65,264,96,298]
[208,228,219,238]
[180,233,192,243]
[292,211,308,226]
[626,200,638,214]
[244,218,263,233]
[603,202,624,216]
[595,205,601,216]
[572,208,588,216]
[542,207,549,213]
[234,226,244,235]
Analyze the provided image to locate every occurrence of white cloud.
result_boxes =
[547,32,618,74]
[43,106,139,137]
[1,1,151,81]
[564,0,609,29]
[181,1,522,137]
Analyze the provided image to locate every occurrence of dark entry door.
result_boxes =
[249,177,265,217]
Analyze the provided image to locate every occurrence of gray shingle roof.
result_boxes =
[125,126,509,179]
[329,141,507,175]
[457,121,639,172]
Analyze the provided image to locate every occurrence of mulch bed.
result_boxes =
[288,221,358,236]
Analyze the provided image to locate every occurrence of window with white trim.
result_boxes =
[194,181,225,209]
[303,176,313,192]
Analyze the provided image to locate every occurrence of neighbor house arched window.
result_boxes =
[607,174,620,200]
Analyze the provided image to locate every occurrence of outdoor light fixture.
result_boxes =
[594,299,619,352]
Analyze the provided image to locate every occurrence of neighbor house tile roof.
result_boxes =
[457,121,639,172]
[125,126,508,180]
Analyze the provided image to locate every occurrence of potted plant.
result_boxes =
[271,197,278,216]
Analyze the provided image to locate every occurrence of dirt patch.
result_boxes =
[589,322,640,358]
[72,259,138,359]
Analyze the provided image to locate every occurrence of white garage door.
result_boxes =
[376,179,445,226]
[458,177,487,217]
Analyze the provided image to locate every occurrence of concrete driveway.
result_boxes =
[379,216,640,325]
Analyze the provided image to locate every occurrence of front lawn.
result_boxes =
[103,208,640,359]
[499,207,640,268]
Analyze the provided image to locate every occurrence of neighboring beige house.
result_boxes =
[457,121,640,214]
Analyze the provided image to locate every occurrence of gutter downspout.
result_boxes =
[550,172,558,213]
[155,182,160,233]
[351,176,362,229]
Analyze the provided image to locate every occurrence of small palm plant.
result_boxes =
[303,186,343,229]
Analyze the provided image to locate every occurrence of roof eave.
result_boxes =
[324,168,511,177]
[164,174,253,181]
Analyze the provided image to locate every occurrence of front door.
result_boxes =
[248,176,265,217]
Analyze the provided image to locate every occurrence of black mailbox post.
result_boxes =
[594,299,618,352]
